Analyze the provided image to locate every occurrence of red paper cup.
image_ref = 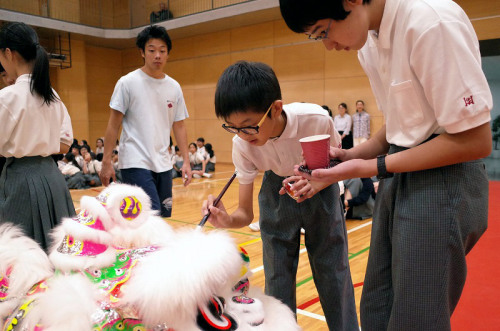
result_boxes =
[299,134,330,170]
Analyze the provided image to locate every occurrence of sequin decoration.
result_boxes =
[0,267,11,302]
[232,278,249,296]
[120,196,142,221]
[95,191,110,206]
[231,295,255,304]
[72,210,105,231]
[56,235,107,256]
[84,246,158,304]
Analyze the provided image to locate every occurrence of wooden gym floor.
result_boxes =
[70,162,373,330]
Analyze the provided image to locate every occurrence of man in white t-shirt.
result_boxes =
[100,25,192,217]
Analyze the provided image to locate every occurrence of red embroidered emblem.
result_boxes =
[464,95,474,107]
[168,103,173,108]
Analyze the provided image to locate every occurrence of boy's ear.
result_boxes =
[344,0,361,9]
[271,100,284,118]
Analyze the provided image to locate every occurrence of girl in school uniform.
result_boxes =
[0,22,75,250]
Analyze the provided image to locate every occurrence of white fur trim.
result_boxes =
[59,218,113,245]
[79,196,113,229]
[122,229,242,328]
[247,287,301,330]
[109,215,174,248]
[0,223,53,300]
[102,183,152,229]
[25,274,100,331]
[49,246,116,272]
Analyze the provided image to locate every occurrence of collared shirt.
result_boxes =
[358,0,492,147]
[334,114,352,135]
[352,111,370,139]
[0,74,73,157]
[232,103,341,185]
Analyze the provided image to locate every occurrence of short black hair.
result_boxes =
[196,137,205,143]
[279,0,371,33]
[136,25,172,53]
[215,61,282,120]
[0,63,4,73]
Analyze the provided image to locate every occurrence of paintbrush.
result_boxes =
[197,171,238,230]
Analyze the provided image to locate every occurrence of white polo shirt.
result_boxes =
[0,74,73,158]
[232,102,342,185]
[358,0,492,147]
[110,69,189,172]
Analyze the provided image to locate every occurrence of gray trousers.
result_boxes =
[259,171,358,331]
[360,145,488,331]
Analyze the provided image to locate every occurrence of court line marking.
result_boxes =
[297,309,326,322]
[172,173,236,188]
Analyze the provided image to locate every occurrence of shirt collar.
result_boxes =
[14,74,31,84]
[268,106,296,142]
[377,0,401,49]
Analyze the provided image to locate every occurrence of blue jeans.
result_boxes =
[120,168,173,217]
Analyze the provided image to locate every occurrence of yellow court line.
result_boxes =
[238,237,262,247]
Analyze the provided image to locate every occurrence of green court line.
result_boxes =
[296,246,370,288]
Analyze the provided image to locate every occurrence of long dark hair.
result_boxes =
[205,143,214,158]
[0,22,57,105]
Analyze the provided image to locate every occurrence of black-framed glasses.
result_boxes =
[222,102,274,135]
[307,19,332,41]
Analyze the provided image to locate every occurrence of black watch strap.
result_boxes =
[376,154,393,179]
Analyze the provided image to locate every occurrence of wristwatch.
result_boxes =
[376,154,393,179]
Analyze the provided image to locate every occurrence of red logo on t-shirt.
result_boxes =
[464,95,474,107]
[168,103,173,108]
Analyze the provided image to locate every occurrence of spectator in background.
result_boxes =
[71,145,84,169]
[111,150,121,182]
[334,102,353,149]
[150,2,173,23]
[59,152,86,189]
[322,104,333,117]
[95,138,104,155]
[196,137,206,155]
[343,177,375,220]
[204,143,216,173]
[82,152,102,187]
[171,145,184,178]
[352,99,370,146]
[189,142,212,178]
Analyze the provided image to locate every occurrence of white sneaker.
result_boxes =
[193,174,201,178]
[202,173,212,178]
[248,223,260,232]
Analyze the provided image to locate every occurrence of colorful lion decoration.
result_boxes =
[0,183,300,331]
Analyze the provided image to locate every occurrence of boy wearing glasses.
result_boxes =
[280,0,492,330]
[202,61,359,330]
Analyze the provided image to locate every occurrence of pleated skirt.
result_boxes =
[0,156,75,250]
